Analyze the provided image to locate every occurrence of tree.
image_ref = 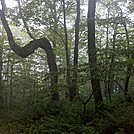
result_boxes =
[0,24,4,109]
[0,0,59,101]
[71,0,80,100]
[62,0,71,100]
[87,0,103,109]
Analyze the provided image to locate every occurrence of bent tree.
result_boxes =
[87,0,103,109]
[0,0,59,101]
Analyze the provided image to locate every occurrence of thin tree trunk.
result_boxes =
[9,60,14,107]
[123,23,131,101]
[87,0,103,110]
[0,43,3,109]
[62,0,71,100]
[104,7,110,98]
[107,24,117,102]
[51,0,57,60]
[3,56,10,107]
[22,60,26,99]
[71,0,80,100]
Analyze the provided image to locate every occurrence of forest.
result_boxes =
[0,0,134,133]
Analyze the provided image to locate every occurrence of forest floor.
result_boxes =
[0,100,134,134]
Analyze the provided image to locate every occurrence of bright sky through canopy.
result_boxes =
[5,0,17,7]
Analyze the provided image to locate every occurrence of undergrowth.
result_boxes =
[0,98,134,134]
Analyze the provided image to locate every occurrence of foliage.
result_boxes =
[0,0,134,133]
[0,99,134,133]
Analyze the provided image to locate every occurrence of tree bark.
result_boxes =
[88,0,103,110]
[62,0,71,100]
[104,7,110,98]
[0,22,4,109]
[123,23,132,101]
[9,59,14,107]
[107,24,117,102]
[72,0,80,100]
[0,0,59,101]
[0,43,3,109]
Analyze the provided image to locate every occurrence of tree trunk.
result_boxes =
[87,0,103,110]
[123,23,132,101]
[62,0,71,100]
[104,7,110,98]
[0,43,3,109]
[72,0,80,100]
[0,0,59,101]
[3,56,10,107]
[0,23,4,109]
[9,59,14,107]
[107,24,117,102]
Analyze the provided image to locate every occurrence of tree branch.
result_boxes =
[16,0,35,39]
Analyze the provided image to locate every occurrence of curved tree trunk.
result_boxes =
[0,0,59,101]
